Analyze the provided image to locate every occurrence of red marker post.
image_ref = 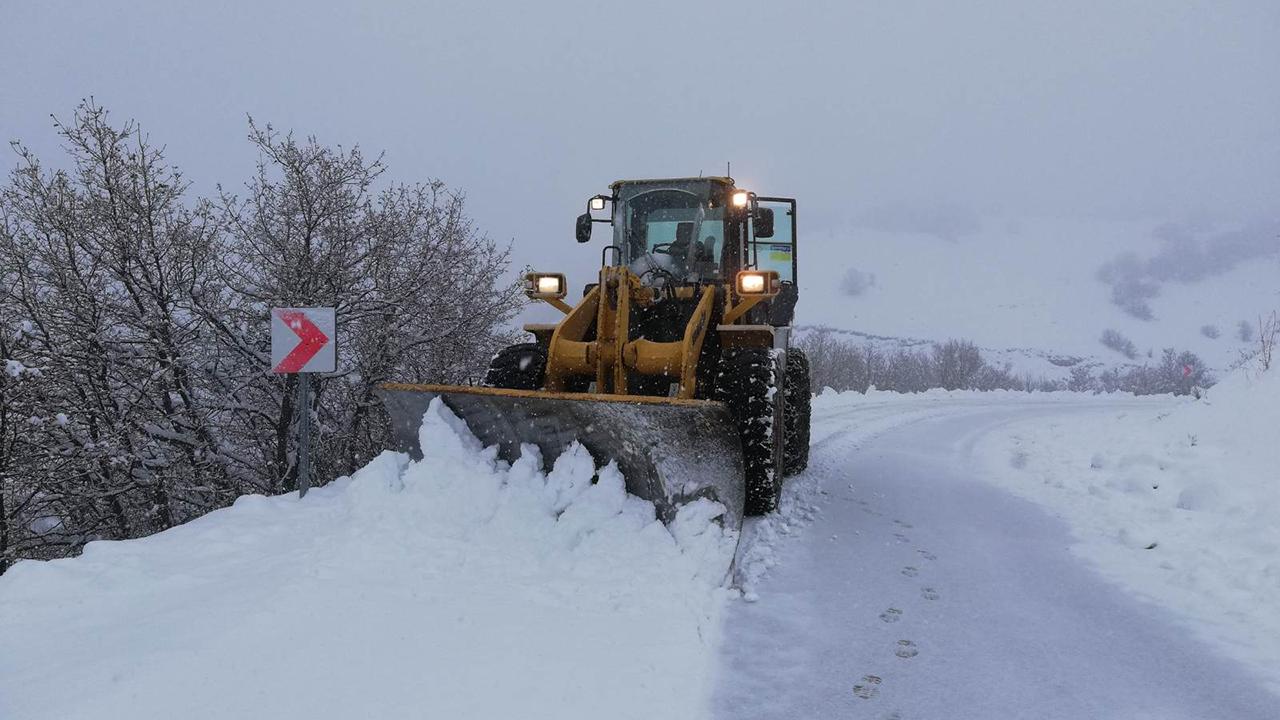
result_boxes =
[271,307,337,497]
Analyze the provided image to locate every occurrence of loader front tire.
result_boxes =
[715,348,783,516]
[483,343,546,390]
[783,348,812,476]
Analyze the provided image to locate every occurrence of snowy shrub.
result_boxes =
[1097,349,1213,396]
[1200,324,1220,339]
[1257,311,1278,371]
[1100,329,1139,359]
[1067,365,1097,393]
[1237,319,1255,343]
[795,329,874,393]
[1097,254,1158,320]
[932,339,984,391]
[1046,355,1083,368]
[838,267,877,297]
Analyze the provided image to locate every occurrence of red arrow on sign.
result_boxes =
[273,310,330,373]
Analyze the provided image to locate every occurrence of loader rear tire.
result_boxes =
[783,348,812,476]
[483,343,546,390]
[715,348,783,516]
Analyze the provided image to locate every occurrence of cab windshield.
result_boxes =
[614,183,725,282]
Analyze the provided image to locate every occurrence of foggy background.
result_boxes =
[3,0,1278,338]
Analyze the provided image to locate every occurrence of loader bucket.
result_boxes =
[377,384,746,531]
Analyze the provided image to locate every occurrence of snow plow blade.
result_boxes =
[377,383,746,531]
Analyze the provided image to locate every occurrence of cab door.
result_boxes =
[750,197,797,284]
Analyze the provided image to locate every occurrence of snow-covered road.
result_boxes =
[715,401,1279,720]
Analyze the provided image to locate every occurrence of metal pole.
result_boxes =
[298,372,311,498]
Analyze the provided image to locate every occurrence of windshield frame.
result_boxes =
[612,180,730,282]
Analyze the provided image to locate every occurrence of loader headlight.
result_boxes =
[732,191,750,208]
[735,270,779,296]
[525,272,568,300]
[589,195,608,211]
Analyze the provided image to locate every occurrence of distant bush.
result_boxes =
[797,330,874,392]
[839,267,877,297]
[933,339,984,390]
[1230,311,1278,374]
[1097,349,1213,396]
[1257,312,1277,371]
[1100,329,1139,359]
[1200,324,1220,339]
[1097,254,1158,320]
[1067,365,1097,392]
[796,332,1022,394]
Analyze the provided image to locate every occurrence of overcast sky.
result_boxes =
[3,1,1277,292]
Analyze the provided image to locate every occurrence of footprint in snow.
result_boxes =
[901,566,919,577]
[916,549,937,561]
[893,532,911,544]
[895,640,919,659]
[921,587,939,601]
[893,519,913,529]
[853,675,882,699]
[879,608,902,623]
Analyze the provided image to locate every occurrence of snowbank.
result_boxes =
[974,368,1280,691]
[0,400,737,720]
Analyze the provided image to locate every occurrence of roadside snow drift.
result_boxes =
[0,400,737,720]
[977,367,1280,691]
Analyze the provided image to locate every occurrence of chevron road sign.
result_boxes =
[271,307,336,373]
[270,307,336,498]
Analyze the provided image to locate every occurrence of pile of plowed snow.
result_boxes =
[0,400,737,720]
[976,366,1280,691]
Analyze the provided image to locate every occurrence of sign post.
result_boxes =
[271,307,336,498]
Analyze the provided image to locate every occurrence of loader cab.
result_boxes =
[576,176,797,323]
[592,177,793,282]
[607,178,735,283]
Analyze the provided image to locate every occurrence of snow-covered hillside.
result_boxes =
[975,365,1280,689]
[795,217,1280,373]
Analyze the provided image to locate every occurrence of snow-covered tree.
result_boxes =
[206,122,521,491]
[0,104,522,570]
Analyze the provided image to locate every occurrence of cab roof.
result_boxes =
[608,176,735,190]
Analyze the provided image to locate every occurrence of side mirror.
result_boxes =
[575,213,593,243]
[754,208,775,239]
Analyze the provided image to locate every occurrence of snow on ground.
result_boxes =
[716,393,1277,719]
[0,399,737,720]
[974,365,1280,691]
[6,383,1272,717]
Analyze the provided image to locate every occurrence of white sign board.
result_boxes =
[271,307,336,373]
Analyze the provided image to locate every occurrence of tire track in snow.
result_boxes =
[715,399,1279,720]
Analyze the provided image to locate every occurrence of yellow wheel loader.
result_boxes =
[379,177,811,533]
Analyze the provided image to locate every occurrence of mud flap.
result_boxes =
[377,384,746,532]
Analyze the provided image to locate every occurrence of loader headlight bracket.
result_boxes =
[525,272,568,300]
